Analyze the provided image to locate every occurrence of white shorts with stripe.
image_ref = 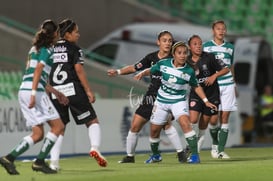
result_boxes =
[150,100,189,125]
[219,84,238,111]
[18,90,60,127]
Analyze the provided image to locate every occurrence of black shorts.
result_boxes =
[135,94,156,120]
[189,97,220,116]
[51,83,97,125]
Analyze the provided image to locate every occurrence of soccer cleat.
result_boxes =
[118,156,135,163]
[211,145,218,159]
[211,150,218,159]
[185,145,192,155]
[49,160,60,171]
[218,152,230,159]
[32,162,57,174]
[187,154,200,164]
[144,154,162,164]
[90,149,108,167]
[177,149,189,163]
[0,156,19,175]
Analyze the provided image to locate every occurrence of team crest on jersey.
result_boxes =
[190,101,196,107]
[136,63,143,69]
[181,72,190,81]
[202,64,210,76]
[202,64,208,70]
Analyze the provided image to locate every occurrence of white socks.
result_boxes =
[164,125,183,152]
[89,123,101,151]
[191,123,199,134]
[23,135,34,147]
[197,129,206,153]
[126,131,138,156]
[50,134,64,162]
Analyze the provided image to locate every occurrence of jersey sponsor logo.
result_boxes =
[53,53,68,63]
[151,74,162,80]
[167,75,177,83]
[161,85,177,94]
[77,111,91,120]
[52,82,76,99]
[161,65,191,81]
[54,45,67,52]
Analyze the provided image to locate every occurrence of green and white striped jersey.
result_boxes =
[19,46,54,92]
[150,58,198,104]
[203,40,234,86]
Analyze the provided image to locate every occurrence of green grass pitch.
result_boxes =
[1,147,273,181]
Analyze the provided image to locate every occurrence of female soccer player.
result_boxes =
[203,20,237,159]
[187,35,229,153]
[134,41,217,163]
[48,19,107,170]
[0,19,67,175]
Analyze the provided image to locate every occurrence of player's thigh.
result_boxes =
[220,85,237,111]
[150,102,169,125]
[171,101,189,120]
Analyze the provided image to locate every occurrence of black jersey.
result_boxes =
[49,39,84,86]
[49,39,97,125]
[134,51,172,95]
[187,51,226,99]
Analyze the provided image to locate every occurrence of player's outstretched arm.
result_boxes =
[134,68,151,81]
[107,65,136,77]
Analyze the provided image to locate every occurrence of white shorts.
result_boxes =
[150,100,189,125]
[219,84,238,111]
[18,90,60,127]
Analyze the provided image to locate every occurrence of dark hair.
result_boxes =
[171,41,188,54]
[157,30,173,40]
[33,19,58,50]
[188,34,201,45]
[59,19,76,38]
[212,20,226,29]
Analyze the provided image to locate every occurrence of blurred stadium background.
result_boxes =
[0,0,272,147]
